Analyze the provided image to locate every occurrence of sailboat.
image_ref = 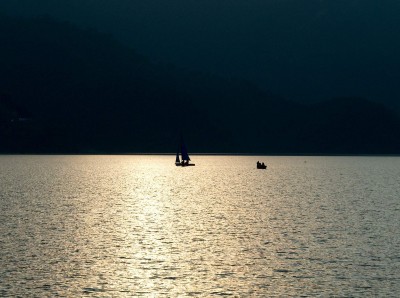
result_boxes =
[175,139,195,167]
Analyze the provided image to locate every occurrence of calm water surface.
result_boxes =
[0,155,399,297]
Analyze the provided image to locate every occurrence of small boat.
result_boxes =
[257,162,267,169]
[175,138,195,167]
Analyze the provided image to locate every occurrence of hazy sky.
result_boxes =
[1,0,400,105]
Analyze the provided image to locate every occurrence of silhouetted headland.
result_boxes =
[1,15,400,154]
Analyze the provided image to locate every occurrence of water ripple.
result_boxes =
[0,155,400,296]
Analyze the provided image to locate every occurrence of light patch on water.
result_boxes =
[0,155,400,296]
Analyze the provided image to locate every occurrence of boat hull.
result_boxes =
[176,163,195,167]
[257,165,267,169]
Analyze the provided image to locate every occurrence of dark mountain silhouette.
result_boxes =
[1,15,400,154]
[2,0,400,110]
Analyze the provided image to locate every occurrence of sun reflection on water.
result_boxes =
[116,156,281,296]
[1,155,399,296]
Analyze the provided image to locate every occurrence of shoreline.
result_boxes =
[1,153,400,157]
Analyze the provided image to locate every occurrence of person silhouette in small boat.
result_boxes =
[262,162,265,167]
[257,161,260,167]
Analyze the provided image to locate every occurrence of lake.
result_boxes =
[0,155,399,296]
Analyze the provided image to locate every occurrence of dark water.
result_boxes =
[0,155,399,297]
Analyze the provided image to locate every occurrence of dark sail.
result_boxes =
[181,143,190,161]
[175,134,194,166]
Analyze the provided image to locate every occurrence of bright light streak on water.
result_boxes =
[0,155,400,296]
